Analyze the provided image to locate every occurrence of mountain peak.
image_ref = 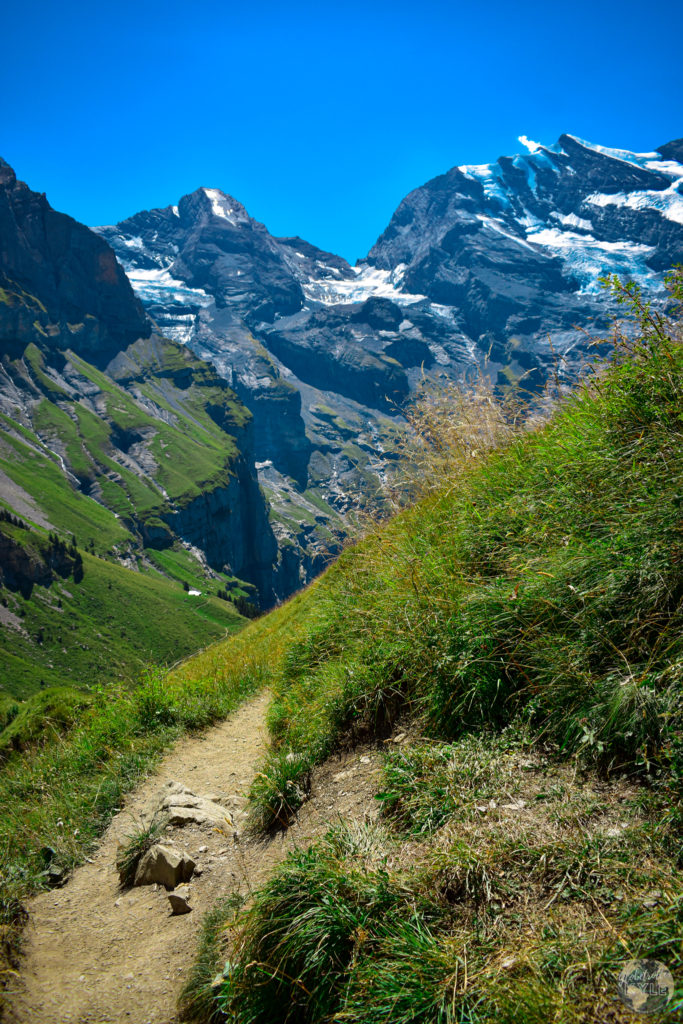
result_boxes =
[658,138,683,163]
[0,157,16,187]
[189,186,251,226]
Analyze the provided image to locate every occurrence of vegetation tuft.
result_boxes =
[115,815,167,889]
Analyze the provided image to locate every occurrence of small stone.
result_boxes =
[154,781,234,827]
[359,756,371,764]
[198,845,208,853]
[133,844,195,889]
[193,865,204,876]
[168,891,192,915]
[393,733,407,743]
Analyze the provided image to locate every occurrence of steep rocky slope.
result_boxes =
[0,157,149,363]
[367,133,683,375]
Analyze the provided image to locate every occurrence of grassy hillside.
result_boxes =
[2,335,249,533]
[197,276,681,1022]
[0,276,681,1021]
[0,524,245,702]
[0,334,264,709]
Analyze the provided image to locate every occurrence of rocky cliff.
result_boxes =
[0,158,149,364]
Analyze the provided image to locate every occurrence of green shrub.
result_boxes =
[0,687,92,757]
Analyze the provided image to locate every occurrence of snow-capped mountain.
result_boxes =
[367,134,683,368]
[95,133,683,583]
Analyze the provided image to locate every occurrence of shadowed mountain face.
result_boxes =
[0,158,150,364]
[366,134,683,364]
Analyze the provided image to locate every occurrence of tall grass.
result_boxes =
[248,272,683,831]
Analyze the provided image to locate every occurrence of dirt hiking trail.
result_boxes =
[7,691,382,1024]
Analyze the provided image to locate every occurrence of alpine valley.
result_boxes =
[1,133,682,704]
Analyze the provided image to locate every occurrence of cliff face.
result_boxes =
[104,336,280,604]
[0,527,81,596]
[0,158,149,363]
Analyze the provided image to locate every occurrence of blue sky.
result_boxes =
[2,0,682,262]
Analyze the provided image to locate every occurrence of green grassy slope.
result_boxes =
[0,535,244,702]
[0,334,261,705]
[244,282,683,828]
[202,278,681,1022]
[24,337,249,521]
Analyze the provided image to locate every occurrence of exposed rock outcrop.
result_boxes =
[0,158,149,364]
[133,845,196,890]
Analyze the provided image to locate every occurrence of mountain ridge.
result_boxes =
[97,133,683,563]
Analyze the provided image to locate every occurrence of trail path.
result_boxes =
[8,691,381,1024]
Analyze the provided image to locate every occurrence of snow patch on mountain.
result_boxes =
[565,136,683,181]
[122,267,213,343]
[203,188,246,225]
[586,182,683,225]
[302,265,425,306]
[519,135,542,154]
[458,163,511,208]
[513,154,538,193]
[525,227,657,293]
[551,212,593,232]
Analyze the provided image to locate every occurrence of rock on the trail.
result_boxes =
[168,887,192,915]
[154,781,235,827]
[133,844,196,889]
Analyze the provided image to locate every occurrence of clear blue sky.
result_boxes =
[2,0,681,262]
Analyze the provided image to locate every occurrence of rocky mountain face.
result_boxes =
[0,160,280,608]
[366,134,683,378]
[0,158,150,364]
[97,133,683,571]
